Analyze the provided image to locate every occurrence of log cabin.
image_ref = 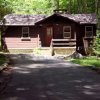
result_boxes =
[1,10,98,55]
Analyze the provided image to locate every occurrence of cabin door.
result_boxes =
[46,26,53,46]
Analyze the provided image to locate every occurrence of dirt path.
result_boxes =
[0,54,100,100]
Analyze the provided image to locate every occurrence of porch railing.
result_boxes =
[50,39,76,47]
[50,39,76,55]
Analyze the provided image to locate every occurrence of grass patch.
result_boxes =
[0,54,7,66]
[72,57,100,68]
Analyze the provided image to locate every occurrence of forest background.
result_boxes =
[0,0,100,18]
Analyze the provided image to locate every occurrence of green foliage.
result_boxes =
[0,0,99,17]
[72,57,100,68]
[33,48,41,55]
[93,30,100,55]
[0,0,12,19]
[0,54,6,65]
[7,0,53,14]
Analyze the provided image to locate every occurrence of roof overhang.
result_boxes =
[3,24,35,26]
[1,13,98,26]
[35,13,80,25]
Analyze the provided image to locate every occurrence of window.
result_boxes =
[63,26,71,38]
[85,26,93,37]
[47,27,53,36]
[22,27,29,38]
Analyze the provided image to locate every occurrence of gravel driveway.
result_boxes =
[0,54,100,100]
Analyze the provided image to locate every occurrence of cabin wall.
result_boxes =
[3,26,39,49]
[76,24,96,54]
[3,14,97,55]
[38,16,77,47]
[77,24,96,45]
[53,23,76,39]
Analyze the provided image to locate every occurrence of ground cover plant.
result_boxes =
[72,56,100,68]
[0,54,7,66]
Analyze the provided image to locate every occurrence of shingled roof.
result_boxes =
[3,13,97,26]
[4,14,47,26]
[60,13,97,24]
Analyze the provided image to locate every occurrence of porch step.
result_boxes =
[53,47,76,56]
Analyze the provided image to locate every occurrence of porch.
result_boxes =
[38,38,76,56]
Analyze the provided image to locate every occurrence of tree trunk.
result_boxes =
[77,0,82,13]
[69,0,72,13]
[52,0,59,10]
[56,0,59,10]
[95,0,99,14]
[83,0,87,13]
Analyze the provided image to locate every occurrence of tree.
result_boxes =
[1,0,99,17]
[0,0,12,20]
[0,0,12,50]
[54,0,59,10]
[93,31,100,57]
[95,0,99,14]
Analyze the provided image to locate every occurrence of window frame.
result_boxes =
[63,26,71,38]
[22,27,30,38]
[85,26,93,38]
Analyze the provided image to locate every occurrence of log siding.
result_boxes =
[3,26,39,49]
[2,13,97,55]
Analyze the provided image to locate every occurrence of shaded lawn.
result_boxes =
[72,57,100,68]
[0,54,7,66]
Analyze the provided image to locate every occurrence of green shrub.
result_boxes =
[93,30,100,57]
[72,57,100,68]
[33,48,41,55]
[0,54,6,65]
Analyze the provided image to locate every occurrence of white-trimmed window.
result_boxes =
[85,26,93,37]
[22,27,29,38]
[63,26,71,38]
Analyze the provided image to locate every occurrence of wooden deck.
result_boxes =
[50,39,76,56]
[51,39,76,47]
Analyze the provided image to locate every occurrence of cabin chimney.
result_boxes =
[54,9,68,14]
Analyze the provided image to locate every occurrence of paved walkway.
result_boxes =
[0,54,100,100]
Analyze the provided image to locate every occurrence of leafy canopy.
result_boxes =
[0,0,100,16]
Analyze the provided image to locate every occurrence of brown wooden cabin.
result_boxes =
[2,12,97,55]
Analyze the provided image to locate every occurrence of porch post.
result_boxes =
[37,34,40,48]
